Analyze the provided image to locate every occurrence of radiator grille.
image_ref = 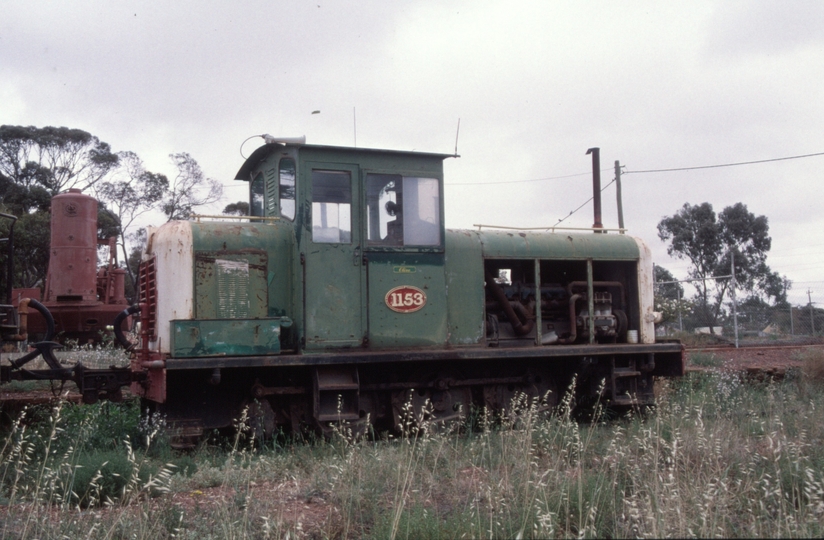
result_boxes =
[137,256,158,341]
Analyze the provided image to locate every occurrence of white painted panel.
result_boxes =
[633,236,656,344]
[145,221,194,353]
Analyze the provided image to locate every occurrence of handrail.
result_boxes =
[473,224,627,233]
[192,214,281,223]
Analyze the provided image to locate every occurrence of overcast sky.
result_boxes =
[2,1,823,306]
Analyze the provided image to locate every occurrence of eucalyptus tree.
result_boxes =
[657,202,784,330]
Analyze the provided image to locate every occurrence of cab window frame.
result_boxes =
[249,172,265,217]
[364,171,444,252]
[278,157,297,221]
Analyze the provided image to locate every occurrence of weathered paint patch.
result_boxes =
[146,221,195,353]
[444,230,485,346]
[633,236,656,343]
[171,318,286,357]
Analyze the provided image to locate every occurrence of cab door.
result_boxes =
[364,173,448,348]
[301,163,365,349]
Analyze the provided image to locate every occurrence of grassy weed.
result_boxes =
[798,348,824,386]
[1,373,824,539]
[689,351,725,368]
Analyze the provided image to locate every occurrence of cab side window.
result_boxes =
[311,170,351,243]
[250,173,265,217]
[366,174,440,247]
[279,158,296,221]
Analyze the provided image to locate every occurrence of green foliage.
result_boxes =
[3,211,50,288]
[222,201,250,216]
[654,265,690,328]
[57,449,159,508]
[0,125,127,289]
[0,399,176,519]
[658,201,788,330]
[654,265,683,299]
[0,126,223,293]
[18,400,142,463]
[0,125,120,195]
[689,351,725,367]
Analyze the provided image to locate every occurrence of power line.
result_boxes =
[625,151,824,175]
[448,149,824,186]
[555,178,616,226]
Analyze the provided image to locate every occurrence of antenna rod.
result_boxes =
[454,118,461,156]
[353,107,357,147]
[615,160,624,232]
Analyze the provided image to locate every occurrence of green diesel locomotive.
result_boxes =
[131,138,683,438]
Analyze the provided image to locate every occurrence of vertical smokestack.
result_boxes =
[586,147,603,231]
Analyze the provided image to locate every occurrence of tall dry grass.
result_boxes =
[1,367,823,538]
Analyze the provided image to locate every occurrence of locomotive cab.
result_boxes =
[232,140,452,352]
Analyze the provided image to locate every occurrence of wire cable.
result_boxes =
[625,151,824,174]
[554,178,616,226]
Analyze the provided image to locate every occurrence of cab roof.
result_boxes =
[235,142,456,182]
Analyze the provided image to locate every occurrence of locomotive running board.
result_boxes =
[162,341,685,376]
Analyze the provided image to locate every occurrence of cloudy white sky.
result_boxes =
[2,1,823,306]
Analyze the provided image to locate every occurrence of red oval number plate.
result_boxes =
[385,285,427,313]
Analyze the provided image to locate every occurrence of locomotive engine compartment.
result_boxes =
[483,258,638,346]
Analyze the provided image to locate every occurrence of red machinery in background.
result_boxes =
[13,189,129,343]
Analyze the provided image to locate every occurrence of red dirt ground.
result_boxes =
[686,342,822,379]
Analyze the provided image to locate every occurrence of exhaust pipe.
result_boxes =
[586,147,603,232]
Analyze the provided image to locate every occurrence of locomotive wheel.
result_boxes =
[391,372,472,433]
[314,415,370,441]
[245,398,277,441]
[482,369,558,423]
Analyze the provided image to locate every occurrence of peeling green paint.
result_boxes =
[171,318,290,357]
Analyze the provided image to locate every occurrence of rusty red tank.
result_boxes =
[45,189,99,303]
[15,189,129,343]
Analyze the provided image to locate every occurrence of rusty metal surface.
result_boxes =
[14,190,131,342]
[586,147,603,230]
[45,189,99,303]
[24,303,129,339]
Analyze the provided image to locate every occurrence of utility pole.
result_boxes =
[786,280,793,335]
[808,289,815,335]
[615,160,625,233]
[731,250,739,348]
